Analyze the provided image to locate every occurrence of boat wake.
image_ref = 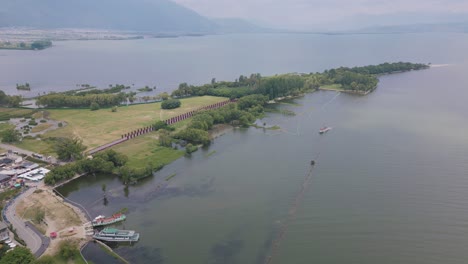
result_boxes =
[430,64,453,68]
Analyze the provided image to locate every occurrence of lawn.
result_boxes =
[13,138,56,156]
[111,133,184,170]
[44,96,226,149]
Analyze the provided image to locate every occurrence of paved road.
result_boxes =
[0,143,58,164]
[4,187,43,254]
[25,221,50,258]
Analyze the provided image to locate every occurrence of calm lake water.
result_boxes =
[44,33,468,264]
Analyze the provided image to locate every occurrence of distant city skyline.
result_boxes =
[173,0,468,30]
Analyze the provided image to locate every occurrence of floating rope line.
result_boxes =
[263,94,340,264]
[264,165,316,264]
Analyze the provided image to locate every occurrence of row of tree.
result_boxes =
[36,92,126,108]
[0,90,22,107]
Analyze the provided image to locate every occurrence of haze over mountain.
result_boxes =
[0,0,222,33]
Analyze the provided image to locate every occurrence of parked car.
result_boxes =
[32,154,43,159]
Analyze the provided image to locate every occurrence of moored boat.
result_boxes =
[92,213,126,227]
[93,227,140,242]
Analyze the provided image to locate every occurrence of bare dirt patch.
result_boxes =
[15,188,89,255]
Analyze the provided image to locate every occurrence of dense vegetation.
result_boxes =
[171,62,429,98]
[173,94,268,145]
[0,40,52,51]
[0,128,21,143]
[30,40,52,50]
[63,84,130,96]
[0,247,35,264]
[44,149,129,185]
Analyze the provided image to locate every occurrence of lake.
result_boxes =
[31,32,468,263]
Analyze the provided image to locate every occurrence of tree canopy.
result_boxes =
[0,247,35,264]
[1,128,21,143]
[55,137,87,161]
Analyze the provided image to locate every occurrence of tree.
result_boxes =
[159,92,169,101]
[0,247,35,264]
[158,130,172,147]
[55,137,87,161]
[58,240,79,260]
[1,128,21,143]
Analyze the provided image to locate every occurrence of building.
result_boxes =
[0,174,9,184]
[0,221,8,241]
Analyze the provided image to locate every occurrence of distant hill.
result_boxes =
[0,0,218,33]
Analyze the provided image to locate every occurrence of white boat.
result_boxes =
[93,227,139,242]
[319,126,332,134]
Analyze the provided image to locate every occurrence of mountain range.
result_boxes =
[0,0,264,34]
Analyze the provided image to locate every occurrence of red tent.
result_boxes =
[50,232,57,239]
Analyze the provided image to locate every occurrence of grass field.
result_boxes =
[0,122,14,133]
[44,96,226,149]
[319,84,343,91]
[111,133,184,170]
[0,107,35,121]
[31,123,53,133]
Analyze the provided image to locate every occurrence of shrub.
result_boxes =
[28,120,38,126]
[161,99,181,109]
[39,119,47,123]
[111,106,117,112]
[185,143,198,154]
[153,121,168,131]
[90,102,100,111]
[58,122,63,127]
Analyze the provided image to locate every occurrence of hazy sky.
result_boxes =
[173,0,468,30]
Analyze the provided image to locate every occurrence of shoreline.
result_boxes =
[319,86,373,95]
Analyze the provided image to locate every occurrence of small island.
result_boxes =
[16,83,31,91]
